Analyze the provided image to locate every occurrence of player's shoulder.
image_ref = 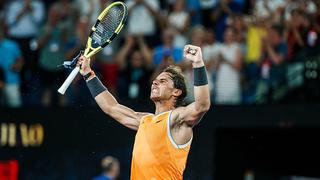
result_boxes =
[137,112,153,119]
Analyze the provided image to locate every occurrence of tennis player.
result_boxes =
[78,44,210,179]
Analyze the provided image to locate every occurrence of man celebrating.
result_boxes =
[78,44,210,179]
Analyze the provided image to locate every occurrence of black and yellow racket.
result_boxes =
[58,1,127,94]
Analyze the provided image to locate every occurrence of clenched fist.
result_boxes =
[183,45,204,68]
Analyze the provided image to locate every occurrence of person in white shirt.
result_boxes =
[6,0,44,39]
[215,27,243,104]
[168,0,190,48]
[126,0,160,36]
[202,29,221,96]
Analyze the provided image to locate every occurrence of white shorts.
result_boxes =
[4,84,22,107]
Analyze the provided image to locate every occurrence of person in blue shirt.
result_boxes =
[153,28,184,66]
[212,0,242,42]
[0,22,24,107]
[260,24,288,102]
[92,156,120,180]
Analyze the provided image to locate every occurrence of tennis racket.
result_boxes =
[58,1,128,94]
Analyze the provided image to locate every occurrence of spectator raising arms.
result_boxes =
[116,35,154,100]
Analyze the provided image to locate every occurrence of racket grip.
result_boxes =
[57,66,80,95]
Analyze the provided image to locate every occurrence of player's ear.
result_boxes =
[173,89,182,97]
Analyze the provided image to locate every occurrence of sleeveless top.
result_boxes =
[131,111,192,180]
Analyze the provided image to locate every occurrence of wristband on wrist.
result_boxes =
[86,76,107,97]
[194,66,208,86]
[83,70,95,80]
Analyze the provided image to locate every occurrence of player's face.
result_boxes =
[150,72,175,102]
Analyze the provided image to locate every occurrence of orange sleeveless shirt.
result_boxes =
[131,111,192,180]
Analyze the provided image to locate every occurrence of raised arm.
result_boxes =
[78,56,147,130]
[115,35,134,70]
[172,45,211,127]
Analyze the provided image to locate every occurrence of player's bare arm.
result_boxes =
[78,56,147,130]
[170,45,211,144]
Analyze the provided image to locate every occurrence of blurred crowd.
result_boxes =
[1,0,320,107]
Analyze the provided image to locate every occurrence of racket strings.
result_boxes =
[91,5,125,46]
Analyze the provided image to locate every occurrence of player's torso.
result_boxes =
[133,112,170,167]
[131,111,190,180]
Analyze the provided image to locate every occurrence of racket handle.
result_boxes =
[57,66,80,95]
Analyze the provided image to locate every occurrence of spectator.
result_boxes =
[54,0,77,23]
[186,0,202,26]
[243,16,268,103]
[54,0,80,42]
[231,15,247,53]
[37,4,68,107]
[203,29,222,63]
[0,22,24,107]
[126,0,160,46]
[5,0,44,103]
[92,156,120,180]
[202,28,222,96]
[116,35,154,100]
[5,0,44,54]
[183,26,207,101]
[212,0,242,42]
[215,27,243,104]
[153,28,184,65]
[199,0,218,28]
[167,0,190,48]
[305,8,320,52]
[286,9,308,61]
[260,24,288,102]
[283,0,317,22]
